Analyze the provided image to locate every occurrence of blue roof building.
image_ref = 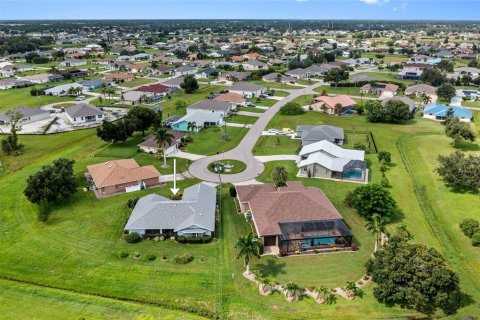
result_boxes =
[422,103,472,122]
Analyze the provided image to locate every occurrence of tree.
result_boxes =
[23,158,77,222]
[126,106,156,136]
[323,68,349,87]
[437,83,456,102]
[421,93,432,105]
[377,151,391,164]
[272,165,288,187]
[420,68,446,86]
[1,109,24,156]
[175,100,187,110]
[365,100,412,123]
[187,121,197,134]
[235,232,262,274]
[346,184,397,222]
[366,229,460,315]
[444,117,476,146]
[96,120,134,143]
[365,214,387,252]
[334,103,343,115]
[459,218,480,238]
[279,102,305,115]
[155,127,174,167]
[180,74,199,94]
[436,151,480,192]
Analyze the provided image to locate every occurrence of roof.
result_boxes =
[188,99,233,112]
[138,131,187,149]
[87,159,160,189]
[229,82,265,92]
[0,106,49,122]
[405,84,437,95]
[296,125,344,145]
[423,103,472,119]
[298,140,365,172]
[361,82,399,92]
[173,109,223,126]
[285,68,308,76]
[137,83,170,94]
[44,82,85,93]
[236,182,343,236]
[124,182,216,233]
[214,92,246,104]
[65,103,103,118]
[313,95,357,108]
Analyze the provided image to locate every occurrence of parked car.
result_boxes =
[282,128,294,134]
[267,128,278,134]
[246,102,256,108]
[259,94,268,98]
[76,96,85,101]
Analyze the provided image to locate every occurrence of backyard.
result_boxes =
[185,126,249,155]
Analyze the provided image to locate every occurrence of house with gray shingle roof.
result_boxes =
[65,103,104,125]
[295,125,345,146]
[124,182,216,237]
[0,106,50,126]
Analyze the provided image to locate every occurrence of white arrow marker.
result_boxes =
[170,158,180,195]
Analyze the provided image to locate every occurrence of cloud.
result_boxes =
[360,0,389,5]
[392,2,408,12]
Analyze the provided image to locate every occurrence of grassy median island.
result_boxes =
[207,159,246,174]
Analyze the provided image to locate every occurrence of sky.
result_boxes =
[0,0,479,21]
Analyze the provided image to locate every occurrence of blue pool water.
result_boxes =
[343,170,363,180]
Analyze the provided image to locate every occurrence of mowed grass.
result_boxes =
[252,136,301,155]
[0,279,205,320]
[291,94,316,106]
[120,77,157,88]
[247,97,278,107]
[186,126,249,155]
[0,86,76,111]
[225,114,258,124]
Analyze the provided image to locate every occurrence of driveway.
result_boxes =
[188,81,325,183]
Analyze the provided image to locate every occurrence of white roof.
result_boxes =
[44,82,85,93]
[298,140,365,172]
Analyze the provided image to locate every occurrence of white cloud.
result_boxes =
[360,0,389,5]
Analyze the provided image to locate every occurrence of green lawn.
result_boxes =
[185,126,249,156]
[120,77,157,88]
[291,94,316,106]
[272,90,290,97]
[462,100,480,108]
[252,136,301,155]
[247,97,277,107]
[0,87,77,112]
[225,114,258,124]
[0,279,205,320]
[314,85,378,98]
[251,80,303,90]
[237,106,265,113]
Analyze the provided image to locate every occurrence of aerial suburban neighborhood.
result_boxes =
[0,2,479,319]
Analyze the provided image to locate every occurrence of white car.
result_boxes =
[76,96,86,101]
[267,129,278,134]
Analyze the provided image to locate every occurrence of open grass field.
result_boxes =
[185,126,249,156]
[247,97,278,107]
[0,86,76,111]
[237,106,265,113]
[0,108,479,318]
[0,279,205,320]
[290,94,316,106]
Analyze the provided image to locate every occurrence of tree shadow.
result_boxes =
[454,141,480,152]
[457,291,475,310]
[389,208,406,224]
[255,258,287,277]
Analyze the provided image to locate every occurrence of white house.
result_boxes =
[65,103,104,125]
[59,59,87,67]
[228,82,266,98]
[0,107,50,126]
[44,83,87,97]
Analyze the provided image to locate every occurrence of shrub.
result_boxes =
[471,233,480,246]
[127,197,140,209]
[380,176,390,188]
[459,218,480,238]
[201,235,212,243]
[176,235,186,243]
[173,253,194,264]
[229,185,237,197]
[125,232,142,244]
[117,250,129,258]
[353,142,367,150]
[186,237,202,244]
[145,253,156,261]
[279,102,305,115]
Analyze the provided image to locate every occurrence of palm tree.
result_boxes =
[344,281,359,299]
[334,103,344,115]
[272,165,288,187]
[187,121,197,135]
[235,232,262,275]
[365,214,387,252]
[155,127,174,168]
[422,93,432,105]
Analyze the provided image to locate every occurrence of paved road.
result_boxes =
[188,81,325,183]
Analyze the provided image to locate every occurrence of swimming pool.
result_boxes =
[343,170,363,180]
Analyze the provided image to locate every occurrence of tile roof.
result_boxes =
[214,92,246,104]
[236,182,343,236]
[313,95,357,108]
[87,159,160,189]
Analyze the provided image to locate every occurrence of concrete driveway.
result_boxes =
[188,81,325,183]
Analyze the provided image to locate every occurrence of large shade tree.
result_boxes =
[126,106,157,136]
[346,184,397,222]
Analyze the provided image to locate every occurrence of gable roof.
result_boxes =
[236,182,343,236]
[137,83,170,94]
[229,82,265,92]
[214,92,246,104]
[423,103,472,119]
[124,182,216,232]
[87,159,160,188]
[296,125,344,145]
[188,99,234,112]
[65,103,103,118]
[313,95,357,108]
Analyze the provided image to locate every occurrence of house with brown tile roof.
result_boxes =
[87,159,161,197]
[311,95,357,115]
[235,182,352,254]
[213,92,246,105]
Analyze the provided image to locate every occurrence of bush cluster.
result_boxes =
[459,218,480,246]
[279,102,305,115]
[125,232,142,244]
[176,235,212,243]
[173,253,194,264]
